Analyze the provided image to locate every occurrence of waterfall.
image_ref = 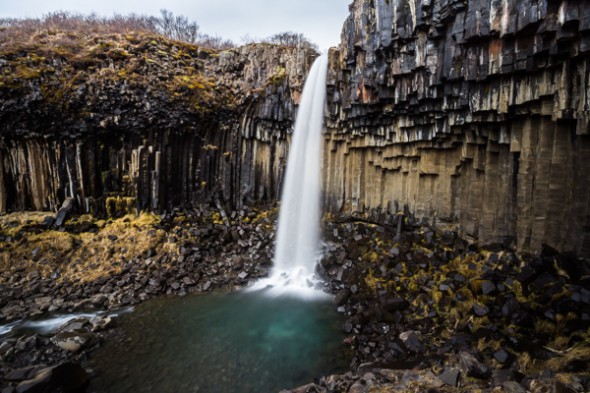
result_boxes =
[250,54,329,299]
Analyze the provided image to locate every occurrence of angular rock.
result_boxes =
[54,198,75,227]
[399,330,422,353]
[437,368,460,387]
[335,288,351,306]
[481,281,497,295]
[493,349,510,364]
[381,297,409,312]
[502,381,526,393]
[472,303,489,317]
[459,351,490,379]
[15,363,88,393]
[50,332,96,352]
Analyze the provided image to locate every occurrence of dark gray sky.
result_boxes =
[2,0,351,51]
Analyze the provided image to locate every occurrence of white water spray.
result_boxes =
[250,54,329,299]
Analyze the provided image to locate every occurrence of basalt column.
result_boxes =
[325,0,590,256]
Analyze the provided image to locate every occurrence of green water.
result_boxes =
[88,291,349,393]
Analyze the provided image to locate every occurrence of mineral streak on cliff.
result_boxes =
[324,0,590,256]
[0,31,316,215]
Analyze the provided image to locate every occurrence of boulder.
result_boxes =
[50,331,96,352]
[15,363,88,393]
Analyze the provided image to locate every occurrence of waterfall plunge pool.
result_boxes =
[88,290,350,393]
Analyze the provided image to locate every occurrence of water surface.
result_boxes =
[89,291,349,393]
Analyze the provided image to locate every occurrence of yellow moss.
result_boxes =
[470,316,490,332]
[506,280,530,303]
[14,65,43,80]
[477,337,502,352]
[0,211,167,282]
[431,289,443,305]
[368,251,379,263]
[365,269,388,293]
[210,212,224,225]
[268,65,287,86]
[105,196,136,217]
[470,279,484,293]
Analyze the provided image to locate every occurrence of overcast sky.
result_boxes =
[2,0,351,51]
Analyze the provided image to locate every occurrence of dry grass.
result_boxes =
[0,11,235,52]
[0,212,179,284]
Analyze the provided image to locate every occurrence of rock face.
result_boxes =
[2,2,590,256]
[0,33,315,214]
[324,0,590,256]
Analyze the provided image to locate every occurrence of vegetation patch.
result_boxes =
[0,211,174,283]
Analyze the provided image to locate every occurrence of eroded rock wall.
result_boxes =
[325,0,590,255]
[0,36,316,214]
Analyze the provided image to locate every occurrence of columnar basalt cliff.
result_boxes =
[0,32,315,214]
[2,1,590,257]
[325,0,590,256]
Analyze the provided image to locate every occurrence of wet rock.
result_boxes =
[57,318,89,333]
[0,340,13,356]
[50,331,96,352]
[459,351,490,379]
[202,281,212,291]
[5,366,44,381]
[89,316,112,332]
[335,288,351,306]
[15,362,88,393]
[90,294,107,306]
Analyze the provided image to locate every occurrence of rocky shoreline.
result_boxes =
[1,209,590,392]
[0,207,276,392]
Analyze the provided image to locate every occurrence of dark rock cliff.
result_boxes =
[0,32,316,214]
[2,1,590,257]
[324,0,590,256]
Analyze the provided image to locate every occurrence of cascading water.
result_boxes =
[250,54,329,299]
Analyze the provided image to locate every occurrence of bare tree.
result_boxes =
[157,9,199,44]
[199,34,236,50]
[0,10,236,49]
[266,31,318,51]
